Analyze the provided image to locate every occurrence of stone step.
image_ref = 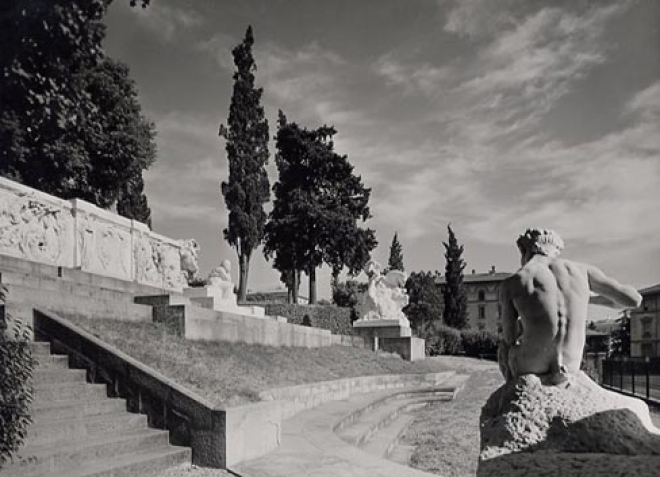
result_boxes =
[33,368,88,384]
[33,382,108,403]
[337,395,452,448]
[361,412,417,458]
[134,294,191,307]
[28,412,148,447]
[32,397,127,421]
[1,271,136,304]
[33,354,70,370]
[28,341,52,355]
[3,282,153,328]
[7,429,170,477]
[388,443,416,466]
[47,446,191,477]
[335,388,454,432]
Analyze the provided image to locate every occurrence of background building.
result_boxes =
[630,284,660,357]
[435,267,512,332]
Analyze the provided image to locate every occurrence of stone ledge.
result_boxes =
[259,371,453,420]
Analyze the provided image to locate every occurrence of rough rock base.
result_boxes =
[479,372,660,476]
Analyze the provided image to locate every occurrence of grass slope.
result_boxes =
[401,363,502,477]
[64,317,451,406]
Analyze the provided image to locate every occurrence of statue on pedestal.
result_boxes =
[207,259,237,307]
[357,260,409,325]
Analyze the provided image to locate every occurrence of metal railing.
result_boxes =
[601,356,660,404]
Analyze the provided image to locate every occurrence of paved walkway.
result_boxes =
[231,374,468,477]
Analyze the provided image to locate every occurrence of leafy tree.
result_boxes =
[264,111,376,304]
[332,280,367,321]
[611,311,631,357]
[116,173,152,228]
[388,232,404,272]
[0,1,155,223]
[442,225,469,329]
[219,26,270,302]
[404,271,443,334]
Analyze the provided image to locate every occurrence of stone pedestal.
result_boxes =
[479,372,660,476]
[352,319,424,361]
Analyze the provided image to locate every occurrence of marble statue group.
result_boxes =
[357,260,409,325]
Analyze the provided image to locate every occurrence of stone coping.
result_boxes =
[353,319,409,328]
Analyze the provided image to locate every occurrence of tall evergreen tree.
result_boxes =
[0,1,155,218]
[219,26,270,302]
[442,225,469,329]
[388,232,404,271]
[264,111,376,304]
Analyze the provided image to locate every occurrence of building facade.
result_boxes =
[630,284,660,357]
[435,267,512,333]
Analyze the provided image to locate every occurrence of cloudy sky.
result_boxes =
[105,0,660,316]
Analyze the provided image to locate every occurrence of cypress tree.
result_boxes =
[388,232,404,271]
[442,225,469,329]
[219,26,270,302]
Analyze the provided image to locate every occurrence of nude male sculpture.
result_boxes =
[498,228,642,384]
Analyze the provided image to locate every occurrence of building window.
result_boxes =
[497,304,502,318]
[478,289,485,301]
[642,317,653,338]
[642,343,654,357]
[478,323,486,331]
[497,325,503,333]
[479,305,485,319]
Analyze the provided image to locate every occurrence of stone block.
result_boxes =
[380,337,426,361]
[224,401,283,467]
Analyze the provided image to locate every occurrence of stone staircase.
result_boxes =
[4,341,191,477]
[335,375,469,464]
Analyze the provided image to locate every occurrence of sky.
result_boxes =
[104,0,660,318]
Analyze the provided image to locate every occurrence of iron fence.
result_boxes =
[601,356,660,404]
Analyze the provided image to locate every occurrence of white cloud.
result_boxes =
[132,5,203,42]
[625,80,660,120]
[443,0,521,39]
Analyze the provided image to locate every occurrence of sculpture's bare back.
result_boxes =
[499,229,642,384]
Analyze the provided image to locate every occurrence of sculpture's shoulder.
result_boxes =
[500,272,524,294]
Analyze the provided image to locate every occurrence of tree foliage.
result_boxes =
[264,110,376,304]
[611,312,631,357]
[442,225,469,329]
[219,26,270,301]
[404,271,443,334]
[387,232,404,272]
[0,0,155,224]
[0,286,35,468]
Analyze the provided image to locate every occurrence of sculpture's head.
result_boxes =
[364,260,381,278]
[516,228,564,264]
[221,259,231,272]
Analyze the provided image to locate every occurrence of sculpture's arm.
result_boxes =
[498,282,519,382]
[585,264,642,309]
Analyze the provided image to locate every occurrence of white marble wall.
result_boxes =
[0,177,195,292]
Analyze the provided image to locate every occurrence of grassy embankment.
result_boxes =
[401,359,503,477]
[64,316,452,407]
